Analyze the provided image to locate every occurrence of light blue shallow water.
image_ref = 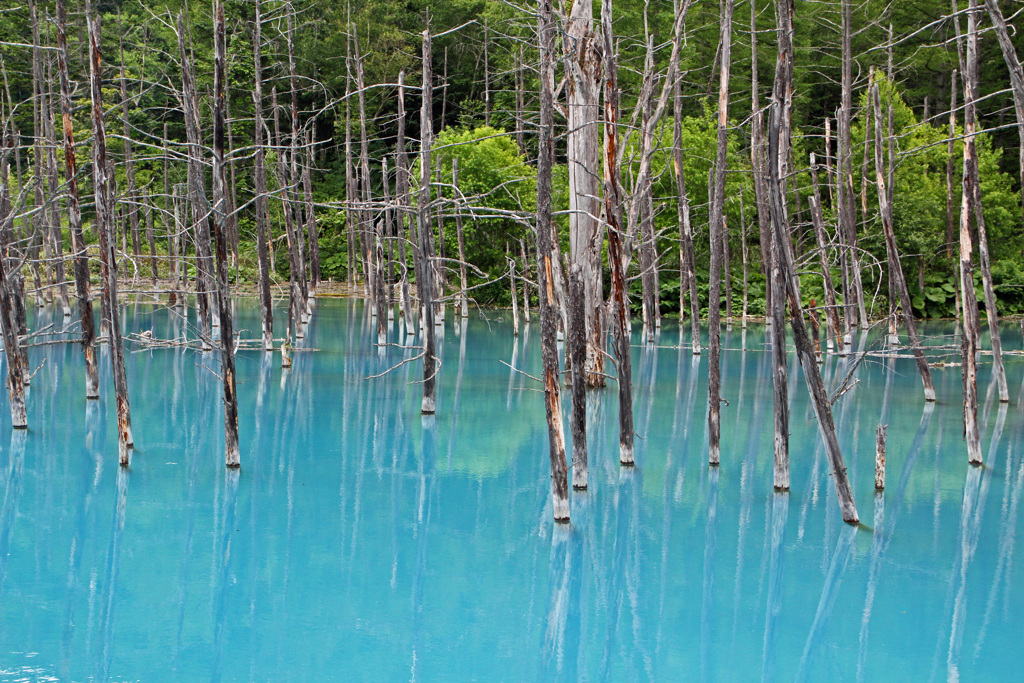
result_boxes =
[0,298,1022,682]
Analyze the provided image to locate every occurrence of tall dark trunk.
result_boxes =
[602,0,634,467]
[57,0,99,399]
[177,14,213,348]
[707,0,733,466]
[538,0,570,520]
[251,0,273,350]
[0,140,26,427]
[212,0,240,467]
[89,8,133,465]
[769,0,857,523]
[418,26,438,414]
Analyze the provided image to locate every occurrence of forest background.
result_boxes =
[1,0,1022,320]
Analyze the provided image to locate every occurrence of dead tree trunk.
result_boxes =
[271,87,303,345]
[251,0,273,351]
[769,0,857,523]
[286,12,309,317]
[303,132,320,296]
[396,71,415,332]
[602,0,634,467]
[983,0,1024,224]
[538,0,570,519]
[418,26,438,414]
[673,30,700,353]
[871,83,937,402]
[88,10,133,465]
[750,0,773,336]
[453,158,469,318]
[563,0,606,385]
[946,70,959,260]
[568,264,587,489]
[0,141,26,428]
[707,0,733,466]
[957,0,985,464]
[839,0,867,331]
[57,0,99,399]
[808,154,840,349]
[212,0,240,468]
[118,23,141,279]
[177,14,213,348]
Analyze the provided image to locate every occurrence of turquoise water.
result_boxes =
[0,299,1021,681]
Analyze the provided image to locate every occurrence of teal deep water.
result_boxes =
[1,298,1022,681]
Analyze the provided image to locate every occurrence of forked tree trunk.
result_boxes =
[871,83,936,403]
[212,0,240,468]
[57,0,99,399]
[88,9,133,465]
[538,0,570,520]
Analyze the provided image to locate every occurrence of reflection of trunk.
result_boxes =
[871,84,936,402]
[794,525,856,681]
[708,0,733,466]
[538,0,569,520]
[700,467,720,680]
[761,492,789,682]
[56,0,99,399]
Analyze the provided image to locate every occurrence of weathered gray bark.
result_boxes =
[286,12,309,317]
[874,424,887,490]
[303,132,320,296]
[957,0,984,464]
[396,71,415,332]
[707,0,733,467]
[418,27,438,414]
[453,158,469,319]
[89,10,132,464]
[946,70,959,260]
[563,0,605,385]
[212,0,240,468]
[538,0,570,520]
[871,83,937,403]
[57,0,99,399]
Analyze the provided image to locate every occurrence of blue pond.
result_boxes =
[0,298,1022,681]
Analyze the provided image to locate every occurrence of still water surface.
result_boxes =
[0,299,1021,681]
